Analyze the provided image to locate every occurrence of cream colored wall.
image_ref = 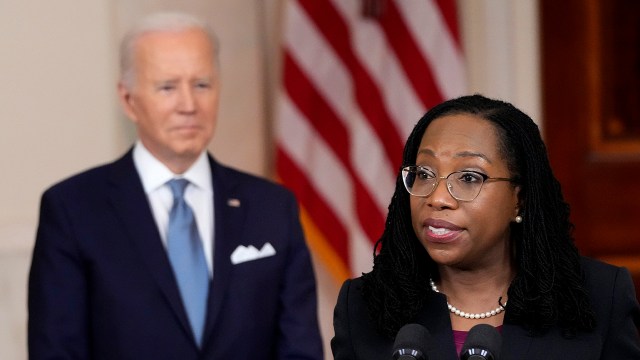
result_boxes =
[0,1,539,358]
[1,1,118,359]
[460,0,541,129]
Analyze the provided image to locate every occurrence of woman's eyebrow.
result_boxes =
[417,148,491,163]
[454,151,491,163]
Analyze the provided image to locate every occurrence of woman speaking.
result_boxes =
[331,95,640,359]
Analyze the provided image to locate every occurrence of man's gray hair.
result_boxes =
[119,12,219,89]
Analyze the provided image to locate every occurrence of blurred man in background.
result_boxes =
[28,12,322,359]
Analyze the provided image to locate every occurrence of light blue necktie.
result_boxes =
[166,179,209,347]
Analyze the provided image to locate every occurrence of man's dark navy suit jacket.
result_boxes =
[29,150,323,359]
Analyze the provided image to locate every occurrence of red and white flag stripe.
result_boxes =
[276,0,466,281]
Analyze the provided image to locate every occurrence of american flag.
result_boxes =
[276,0,466,281]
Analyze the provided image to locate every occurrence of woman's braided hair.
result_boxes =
[361,94,596,339]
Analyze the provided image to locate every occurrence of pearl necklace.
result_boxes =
[429,278,506,320]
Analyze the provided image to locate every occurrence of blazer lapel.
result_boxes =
[501,322,533,358]
[414,294,536,359]
[414,292,460,360]
[201,157,247,346]
[415,292,534,359]
[107,151,194,342]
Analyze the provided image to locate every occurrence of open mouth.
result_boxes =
[428,226,453,236]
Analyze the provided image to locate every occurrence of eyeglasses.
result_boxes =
[401,165,514,202]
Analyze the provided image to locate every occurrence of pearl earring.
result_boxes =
[515,215,523,223]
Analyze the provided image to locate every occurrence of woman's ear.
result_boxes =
[514,185,523,218]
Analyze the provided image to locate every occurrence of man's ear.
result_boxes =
[117,82,137,123]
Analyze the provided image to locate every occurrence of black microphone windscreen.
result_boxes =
[392,323,432,360]
[460,324,502,360]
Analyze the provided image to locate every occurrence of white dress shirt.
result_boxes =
[133,141,214,276]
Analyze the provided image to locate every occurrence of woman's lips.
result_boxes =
[423,219,463,243]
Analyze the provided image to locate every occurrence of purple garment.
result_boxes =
[453,325,502,357]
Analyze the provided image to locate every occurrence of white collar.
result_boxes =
[132,141,212,194]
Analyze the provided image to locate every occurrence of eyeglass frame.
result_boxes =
[401,165,516,202]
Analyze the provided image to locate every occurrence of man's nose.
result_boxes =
[177,86,196,112]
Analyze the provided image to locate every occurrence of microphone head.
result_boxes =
[460,324,502,360]
[392,323,432,360]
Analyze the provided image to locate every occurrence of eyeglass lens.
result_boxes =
[402,167,486,201]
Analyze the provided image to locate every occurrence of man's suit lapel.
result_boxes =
[201,157,247,346]
[106,150,195,343]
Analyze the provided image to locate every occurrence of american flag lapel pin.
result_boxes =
[227,198,241,207]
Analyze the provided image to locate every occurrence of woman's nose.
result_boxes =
[426,178,458,209]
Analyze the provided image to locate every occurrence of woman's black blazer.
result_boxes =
[331,257,640,359]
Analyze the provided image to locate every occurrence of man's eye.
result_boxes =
[158,85,175,92]
[194,81,212,89]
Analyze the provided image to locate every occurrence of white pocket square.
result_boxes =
[230,242,276,265]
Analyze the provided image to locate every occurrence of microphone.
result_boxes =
[392,323,432,360]
[460,324,502,360]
